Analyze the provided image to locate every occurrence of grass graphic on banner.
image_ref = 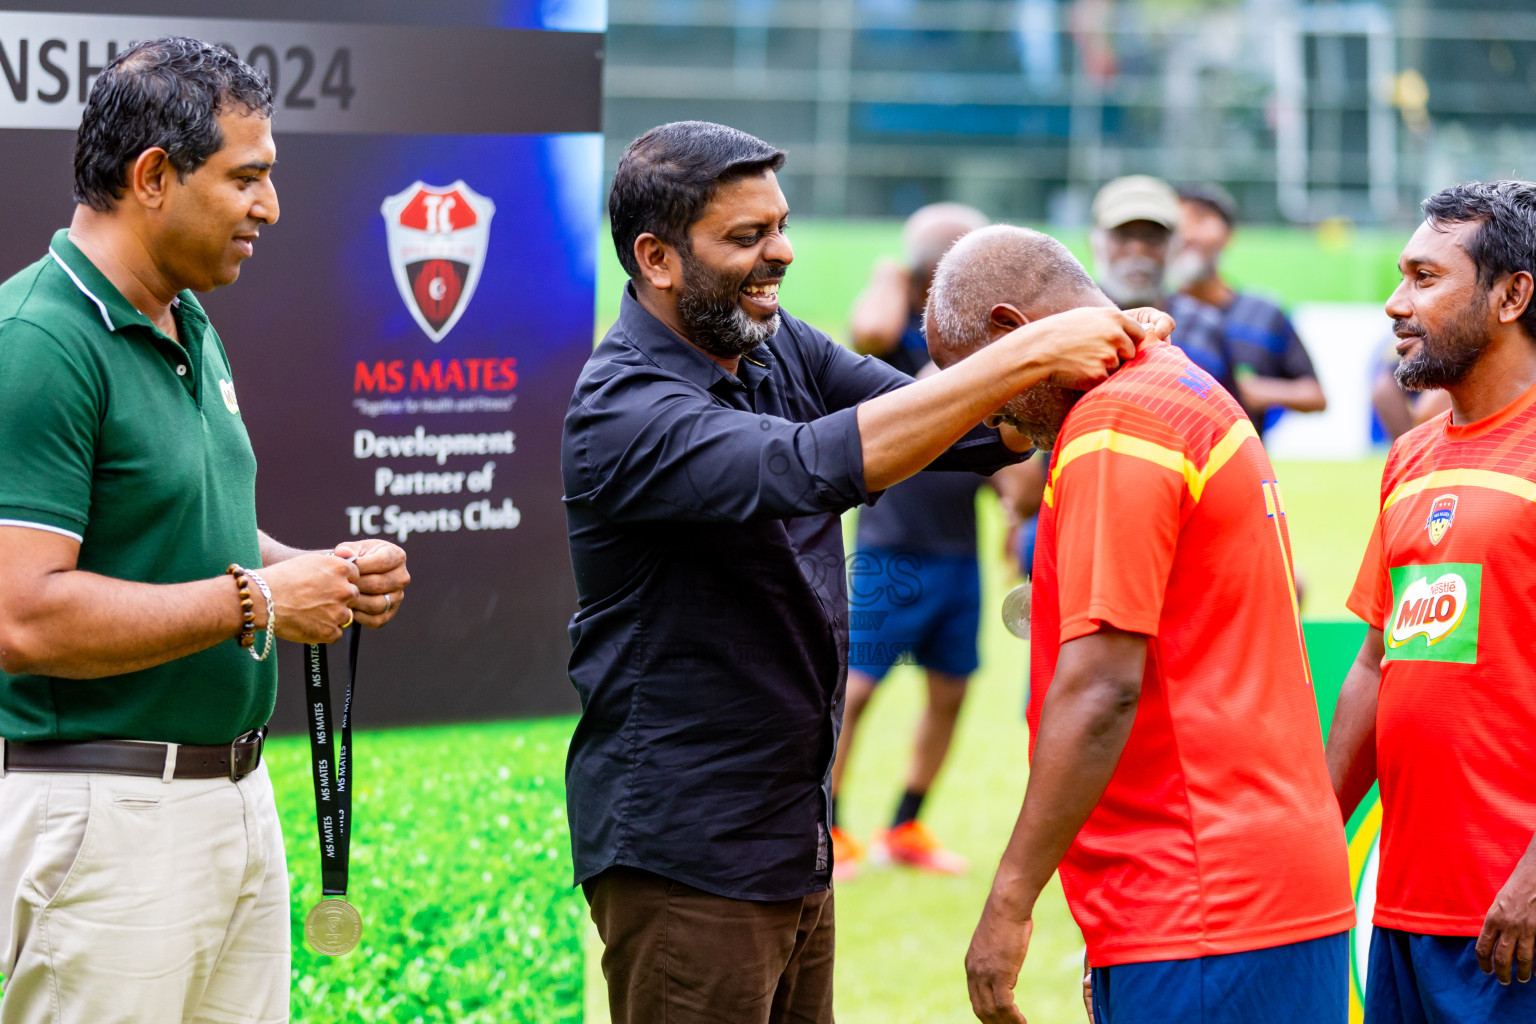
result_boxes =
[0,721,584,1022]
[268,720,583,1024]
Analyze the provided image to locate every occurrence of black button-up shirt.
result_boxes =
[562,286,1021,900]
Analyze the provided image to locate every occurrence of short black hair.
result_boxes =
[1177,182,1238,227]
[608,121,786,278]
[1423,180,1536,340]
[73,36,273,212]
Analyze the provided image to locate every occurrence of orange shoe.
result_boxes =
[873,820,969,875]
[831,826,865,883]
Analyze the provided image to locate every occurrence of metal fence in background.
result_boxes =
[602,0,1536,225]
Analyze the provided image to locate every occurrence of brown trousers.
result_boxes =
[584,866,836,1024]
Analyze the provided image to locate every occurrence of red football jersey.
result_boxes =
[1031,341,1354,967]
[1348,382,1536,935]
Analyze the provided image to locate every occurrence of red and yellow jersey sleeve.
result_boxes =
[1348,426,1438,632]
[1348,510,1391,630]
[1049,396,1185,642]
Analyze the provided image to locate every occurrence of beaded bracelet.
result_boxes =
[226,564,256,648]
[243,567,276,663]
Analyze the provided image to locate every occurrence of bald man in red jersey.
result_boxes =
[926,225,1353,1024]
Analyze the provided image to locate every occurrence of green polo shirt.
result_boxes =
[0,230,274,744]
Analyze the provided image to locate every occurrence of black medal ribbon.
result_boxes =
[304,625,361,897]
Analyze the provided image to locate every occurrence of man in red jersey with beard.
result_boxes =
[926,225,1354,1024]
[1329,180,1536,1022]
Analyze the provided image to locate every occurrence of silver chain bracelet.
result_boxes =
[243,568,276,662]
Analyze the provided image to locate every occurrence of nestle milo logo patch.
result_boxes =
[1385,562,1481,664]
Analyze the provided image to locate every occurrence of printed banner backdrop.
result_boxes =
[0,0,604,729]
[0,3,602,1021]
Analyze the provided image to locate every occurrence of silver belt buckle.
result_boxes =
[230,727,266,782]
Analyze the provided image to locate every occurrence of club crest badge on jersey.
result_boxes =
[1426,493,1458,545]
[381,181,496,343]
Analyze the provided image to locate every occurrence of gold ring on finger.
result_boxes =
[342,611,354,629]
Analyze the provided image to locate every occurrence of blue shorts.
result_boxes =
[1091,932,1348,1024]
[846,548,980,681]
[1365,926,1536,1023]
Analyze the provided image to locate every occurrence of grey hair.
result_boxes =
[924,225,1100,352]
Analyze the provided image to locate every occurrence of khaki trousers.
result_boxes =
[585,866,836,1024]
[0,761,290,1024]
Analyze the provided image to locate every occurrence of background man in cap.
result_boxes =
[1091,175,1234,396]
[1175,183,1327,436]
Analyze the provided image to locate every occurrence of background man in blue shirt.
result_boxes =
[1173,182,1327,435]
[563,120,1164,1024]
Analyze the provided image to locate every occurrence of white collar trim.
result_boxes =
[47,246,114,332]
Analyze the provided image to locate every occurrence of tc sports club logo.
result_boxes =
[381,181,496,343]
[1426,493,1457,545]
[1385,562,1482,664]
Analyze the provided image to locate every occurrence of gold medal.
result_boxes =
[305,897,362,956]
[1000,580,1032,640]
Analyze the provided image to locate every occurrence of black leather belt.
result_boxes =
[1,727,266,782]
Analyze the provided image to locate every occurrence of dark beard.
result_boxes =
[674,247,783,358]
[1394,301,1490,391]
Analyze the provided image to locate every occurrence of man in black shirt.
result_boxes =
[563,121,1161,1024]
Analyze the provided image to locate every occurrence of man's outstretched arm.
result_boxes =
[965,626,1148,1024]
[859,306,1157,492]
[1234,371,1327,414]
[848,260,912,356]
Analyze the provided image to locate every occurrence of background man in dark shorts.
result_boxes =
[832,202,997,880]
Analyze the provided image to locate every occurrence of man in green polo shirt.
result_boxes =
[0,38,410,1024]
